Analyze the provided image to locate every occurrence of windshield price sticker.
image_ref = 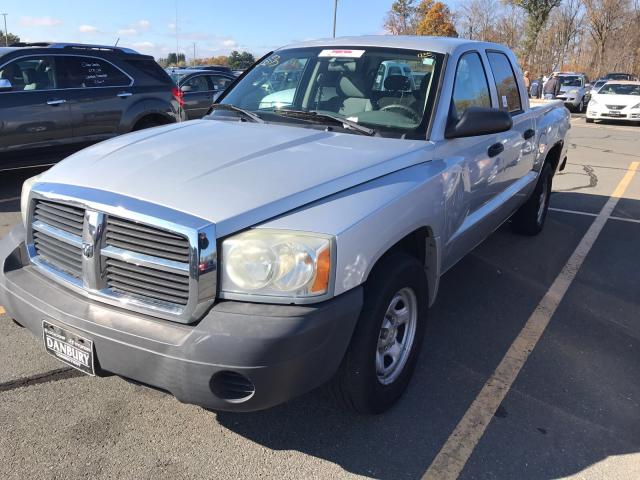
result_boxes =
[318,49,366,58]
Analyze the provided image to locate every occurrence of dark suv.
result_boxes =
[0,43,184,171]
[169,68,236,119]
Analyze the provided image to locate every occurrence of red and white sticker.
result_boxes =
[318,49,366,58]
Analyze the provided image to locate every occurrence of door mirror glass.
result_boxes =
[445,106,512,139]
[0,78,12,91]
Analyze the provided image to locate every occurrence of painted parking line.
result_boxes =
[0,306,5,316]
[423,161,640,480]
[0,196,20,204]
[550,207,640,225]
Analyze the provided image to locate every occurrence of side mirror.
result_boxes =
[445,106,513,139]
[180,85,192,93]
[0,78,13,91]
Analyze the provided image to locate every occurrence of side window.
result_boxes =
[486,52,522,114]
[209,75,233,91]
[183,75,209,92]
[0,56,57,91]
[59,57,130,88]
[451,52,491,119]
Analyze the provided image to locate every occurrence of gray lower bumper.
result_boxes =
[0,224,363,412]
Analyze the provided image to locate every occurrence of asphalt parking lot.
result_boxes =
[1,115,639,480]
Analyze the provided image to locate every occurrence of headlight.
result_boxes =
[20,174,41,227]
[589,98,599,106]
[632,103,640,109]
[221,229,333,300]
[568,89,579,94]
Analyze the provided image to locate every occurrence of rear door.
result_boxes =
[208,74,235,102]
[485,51,536,189]
[0,55,73,169]
[59,55,134,144]
[181,74,215,119]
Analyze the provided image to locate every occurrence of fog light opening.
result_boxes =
[210,371,256,403]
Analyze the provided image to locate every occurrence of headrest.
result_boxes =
[339,76,365,98]
[22,68,37,84]
[384,75,411,91]
[0,64,19,79]
[316,71,341,87]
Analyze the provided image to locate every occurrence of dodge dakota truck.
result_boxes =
[0,36,570,414]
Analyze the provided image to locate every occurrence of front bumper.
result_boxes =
[587,108,640,121]
[0,224,363,412]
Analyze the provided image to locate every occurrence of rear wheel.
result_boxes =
[326,254,428,414]
[586,118,594,123]
[132,116,168,131]
[577,98,585,113]
[512,162,553,236]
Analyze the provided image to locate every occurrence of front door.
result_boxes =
[0,55,73,170]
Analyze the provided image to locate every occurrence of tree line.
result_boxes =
[158,51,256,69]
[385,0,640,79]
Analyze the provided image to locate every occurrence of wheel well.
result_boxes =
[545,142,564,173]
[368,227,439,306]
[132,113,172,131]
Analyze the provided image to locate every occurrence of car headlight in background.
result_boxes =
[589,98,599,106]
[568,89,579,95]
[221,229,333,300]
[20,174,41,227]
[632,103,640,109]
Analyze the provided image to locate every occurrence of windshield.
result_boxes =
[216,47,444,138]
[598,83,640,95]
[559,76,582,87]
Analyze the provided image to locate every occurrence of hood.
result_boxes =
[592,93,640,107]
[41,120,433,236]
[559,85,582,94]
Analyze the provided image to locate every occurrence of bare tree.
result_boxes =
[583,0,629,73]
[384,0,418,34]
[457,0,502,41]
[508,0,563,68]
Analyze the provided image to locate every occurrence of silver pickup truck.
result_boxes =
[0,37,569,414]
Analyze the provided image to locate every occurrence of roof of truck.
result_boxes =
[279,35,504,55]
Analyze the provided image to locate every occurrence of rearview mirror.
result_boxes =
[445,107,513,139]
[180,85,192,93]
[0,78,13,91]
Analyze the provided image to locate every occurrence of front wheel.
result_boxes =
[511,162,553,236]
[326,254,428,414]
[586,118,594,123]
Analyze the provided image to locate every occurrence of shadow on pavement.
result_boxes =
[217,193,640,480]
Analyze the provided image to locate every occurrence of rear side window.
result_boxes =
[486,51,522,114]
[451,52,491,120]
[58,56,131,88]
[125,58,173,85]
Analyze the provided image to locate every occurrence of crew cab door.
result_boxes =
[485,51,536,188]
[0,55,73,169]
[58,55,134,145]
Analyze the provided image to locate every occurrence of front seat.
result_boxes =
[337,75,373,117]
[22,69,40,90]
[0,63,24,89]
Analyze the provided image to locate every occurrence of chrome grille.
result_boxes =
[34,200,84,236]
[105,257,190,305]
[33,230,83,278]
[105,217,190,263]
[31,200,84,279]
[606,105,626,110]
[26,188,217,324]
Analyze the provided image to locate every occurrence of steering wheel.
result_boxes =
[380,104,421,122]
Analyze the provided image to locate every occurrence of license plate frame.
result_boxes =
[608,110,623,117]
[42,321,95,376]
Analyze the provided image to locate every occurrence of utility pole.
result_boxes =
[193,42,196,66]
[1,14,8,47]
[332,0,338,38]
[175,0,179,65]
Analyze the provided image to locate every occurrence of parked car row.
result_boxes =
[586,80,640,123]
[168,68,236,120]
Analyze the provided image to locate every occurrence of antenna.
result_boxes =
[114,37,120,47]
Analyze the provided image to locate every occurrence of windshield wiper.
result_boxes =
[273,109,376,136]
[209,104,264,123]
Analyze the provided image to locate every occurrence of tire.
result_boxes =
[578,98,585,113]
[326,253,428,414]
[586,118,594,123]
[511,161,553,236]
[132,117,166,131]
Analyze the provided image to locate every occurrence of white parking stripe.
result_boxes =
[423,161,640,480]
[0,306,5,315]
[549,207,598,217]
[0,196,20,204]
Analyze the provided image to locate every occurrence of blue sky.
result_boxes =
[3,0,396,59]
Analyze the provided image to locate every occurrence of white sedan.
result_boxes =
[586,81,640,123]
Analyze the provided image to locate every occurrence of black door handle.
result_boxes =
[488,143,504,158]
[523,128,535,140]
